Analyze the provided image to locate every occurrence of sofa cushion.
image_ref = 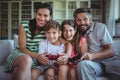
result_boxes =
[0,65,13,80]
[0,40,14,65]
[113,39,120,58]
[13,34,19,48]
[97,77,109,80]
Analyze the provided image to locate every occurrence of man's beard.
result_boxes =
[77,25,90,36]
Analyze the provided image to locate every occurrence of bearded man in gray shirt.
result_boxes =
[73,8,115,80]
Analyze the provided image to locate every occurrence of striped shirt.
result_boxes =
[6,20,46,71]
[20,21,46,53]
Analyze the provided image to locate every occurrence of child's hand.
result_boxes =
[46,54,60,60]
[57,54,69,65]
[68,53,82,63]
[37,54,49,65]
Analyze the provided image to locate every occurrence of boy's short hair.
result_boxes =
[45,20,61,31]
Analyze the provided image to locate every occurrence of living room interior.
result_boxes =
[0,0,120,40]
[0,0,120,80]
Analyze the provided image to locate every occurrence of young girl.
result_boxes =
[61,19,88,80]
[38,20,67,80]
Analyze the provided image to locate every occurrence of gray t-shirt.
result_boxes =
[85,22,113,53]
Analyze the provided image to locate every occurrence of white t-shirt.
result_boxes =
[38,39,65,55]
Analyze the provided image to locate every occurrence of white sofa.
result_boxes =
[0,40,43,80]
[0,39,120,80]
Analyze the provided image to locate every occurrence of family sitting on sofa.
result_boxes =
[1,2,120,80]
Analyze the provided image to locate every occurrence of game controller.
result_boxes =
[68,54,83,63]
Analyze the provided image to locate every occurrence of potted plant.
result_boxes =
[115,17,120,23]
[115,17,120,35]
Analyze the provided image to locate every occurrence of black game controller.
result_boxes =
[68,54,83,63]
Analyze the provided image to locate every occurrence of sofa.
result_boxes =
[0,39,120,80]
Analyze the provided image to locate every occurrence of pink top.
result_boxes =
[68,37,86,67]
[70,37,86,58]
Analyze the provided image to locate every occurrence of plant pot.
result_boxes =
[115,23,120,35]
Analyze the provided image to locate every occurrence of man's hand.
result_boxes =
[80,52,93,60]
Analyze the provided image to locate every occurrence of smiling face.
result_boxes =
[45,28,61,45]
[35,8,52,28]
[63,24,76,41]
[75,13,92,32]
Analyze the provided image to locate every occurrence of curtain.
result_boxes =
[107,0,119,37]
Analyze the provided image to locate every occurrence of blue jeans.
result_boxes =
[77,60,104,80]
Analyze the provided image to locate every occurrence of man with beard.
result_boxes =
[73,8,115,80]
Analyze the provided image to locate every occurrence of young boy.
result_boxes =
[38,20,66,80]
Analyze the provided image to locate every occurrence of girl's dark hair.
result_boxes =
[45,20,61,32]
[29,3,52,39]
[73,30,84,54]
[61,19,76,40]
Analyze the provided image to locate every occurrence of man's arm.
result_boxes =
[81,44,114,60]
